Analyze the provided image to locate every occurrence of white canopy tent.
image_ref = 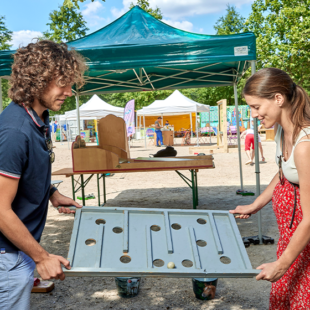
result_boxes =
[65,94,124,120]
[137,90,210,147]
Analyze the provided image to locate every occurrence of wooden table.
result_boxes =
[53,156,214,209]
[154,131,174,146]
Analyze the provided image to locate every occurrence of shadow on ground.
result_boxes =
[32,184,276,310]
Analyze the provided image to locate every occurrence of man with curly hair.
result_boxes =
[0,40,87,309]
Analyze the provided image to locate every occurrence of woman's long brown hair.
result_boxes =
[242,68,310,143]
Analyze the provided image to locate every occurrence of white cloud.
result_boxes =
[114,0,254,20]
[199,28,204,33]
[162,19,193,32]
[10,30,43,49]
[82,1,103,16]
[82,1,105,28]
[111,0,132,18]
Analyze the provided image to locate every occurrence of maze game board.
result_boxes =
[63,206,259,278]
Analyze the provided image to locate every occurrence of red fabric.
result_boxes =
[245,134,254,151]
[269,178,310,309]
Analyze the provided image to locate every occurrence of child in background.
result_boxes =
[241,124,265,165]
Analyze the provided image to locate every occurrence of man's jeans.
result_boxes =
[0,250,35,310]
[155,130,163,146]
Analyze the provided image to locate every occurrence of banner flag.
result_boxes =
[124,99,135,137]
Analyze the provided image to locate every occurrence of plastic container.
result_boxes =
[115,277,141,298]
[192,278,218,300]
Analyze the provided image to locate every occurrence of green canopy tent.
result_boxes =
[0,6,263,242]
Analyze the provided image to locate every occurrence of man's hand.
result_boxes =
[36,253,71,281]
[50,190,82,214]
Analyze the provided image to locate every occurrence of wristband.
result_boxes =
[49,186,58,198]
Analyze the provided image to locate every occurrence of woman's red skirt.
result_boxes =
[270,178,310,309]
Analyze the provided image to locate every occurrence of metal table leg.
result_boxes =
[97,174,100,206]
[176,170,199,209]
[71,174,94,206]
[103,174,106,204]
[81,175,85,205]
[71,176,75,201]
[97,174,106,207]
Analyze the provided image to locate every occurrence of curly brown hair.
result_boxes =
[9,40,87,107]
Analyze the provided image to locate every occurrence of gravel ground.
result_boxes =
[30,137,278,309]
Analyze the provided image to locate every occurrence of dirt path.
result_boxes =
[31,138,278,309]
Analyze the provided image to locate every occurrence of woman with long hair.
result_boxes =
[230,68,310,309]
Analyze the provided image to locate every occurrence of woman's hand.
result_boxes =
[256,261,288,282]
[229,203,260,219]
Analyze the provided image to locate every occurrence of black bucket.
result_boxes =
[192,278,218,300]
[115,277,141,298]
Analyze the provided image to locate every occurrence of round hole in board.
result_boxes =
[197,218,207,225]
[182,260,193,268]
[171,223,181,230]
[150,225,161,232]
[196,240,207,247]
[113,227,123,233]
[85,239,96,246]
[120,255,131,264]
[95,219,106,225]
[220,256,231,264]
[153,259,165,267]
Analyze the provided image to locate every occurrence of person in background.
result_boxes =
[165,120,170,126]
[230,68,310,309]
[240,121,265,164]
[155,116,164,147]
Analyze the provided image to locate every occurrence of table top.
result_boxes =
[53,156,214,176]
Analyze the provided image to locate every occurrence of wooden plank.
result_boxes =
[98,115,130,158]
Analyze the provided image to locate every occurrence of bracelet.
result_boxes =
[49,186,58,198]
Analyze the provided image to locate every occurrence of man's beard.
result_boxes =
[39,97,55,111]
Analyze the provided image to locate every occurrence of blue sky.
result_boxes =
[1,0,255,49]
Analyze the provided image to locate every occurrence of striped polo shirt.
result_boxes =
[0,102,51,251]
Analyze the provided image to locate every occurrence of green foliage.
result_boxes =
[245,0,310,89]
[0,16,12,108]
[63,0,105,10]
[0,16,12,50]
[214,5,245,35]
[43,5,89,43]
[129,0,163,20]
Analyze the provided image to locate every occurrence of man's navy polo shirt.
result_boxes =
[0,102,51,251]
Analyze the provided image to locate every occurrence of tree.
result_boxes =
[63,0,105,10]
[0,16,13,109]
[0,16,12,50]
[245,0,310,89]
[214,5,245,35]
[43,5,88,43]
[129,0,163,20]
[42,4,89,115]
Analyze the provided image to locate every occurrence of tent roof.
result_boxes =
[137,90,210,116]
[0,6,256,95]
[65,94,124,119]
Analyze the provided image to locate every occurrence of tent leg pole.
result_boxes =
[143,114,146,149]
[196,109,199,147]
[0,78,3,114]
[251,61,263,245]
[234,83,244,192]
[75,93,81,135]
[209,110,211,144]
[190,113,193,140]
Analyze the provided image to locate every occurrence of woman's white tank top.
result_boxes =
[275,125,310,184]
